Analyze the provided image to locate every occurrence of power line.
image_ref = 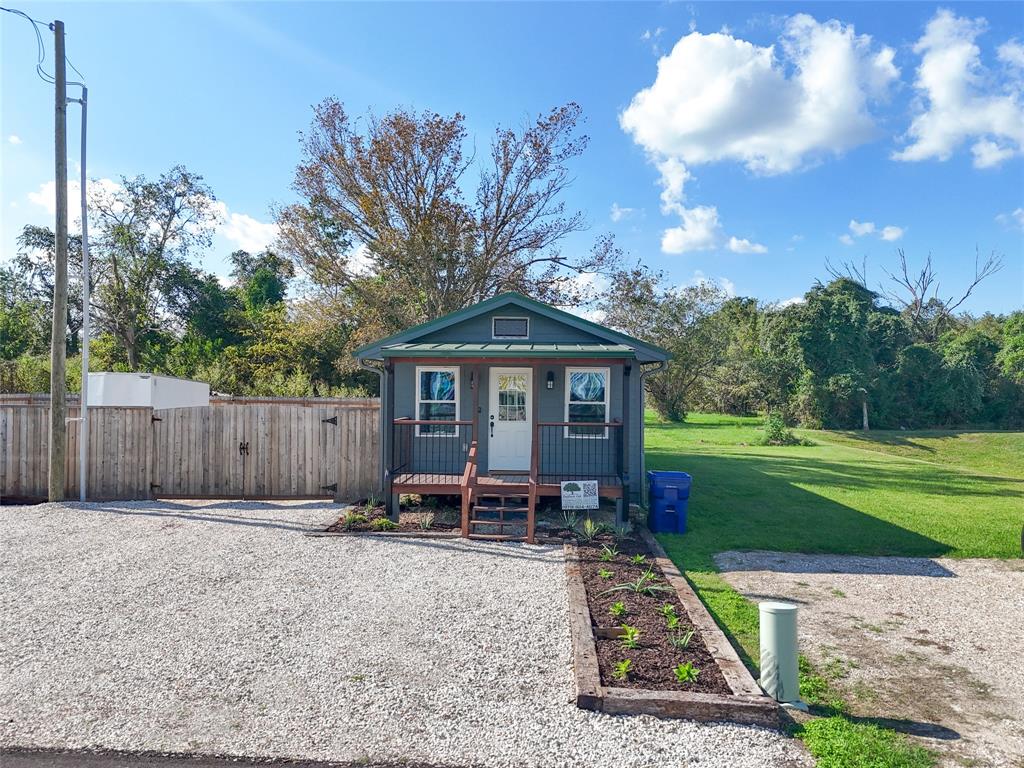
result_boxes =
[0,5,86,86]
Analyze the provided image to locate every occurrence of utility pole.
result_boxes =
[48,19,68,502]
[76,86,90,501]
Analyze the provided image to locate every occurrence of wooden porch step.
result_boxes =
[469,518,525,527]
[467,533,524,541]
[472,506,528,514]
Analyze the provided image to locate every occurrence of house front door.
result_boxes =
[487,367,532,471]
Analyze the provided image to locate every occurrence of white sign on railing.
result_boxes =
[560,479,599,510]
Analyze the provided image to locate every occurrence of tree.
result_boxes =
[600,267,729,421]
[278,99,617,348]
[89,166,218,369]
[13,225,86,354]
[997,312,1024,384]
[229,249,294,310]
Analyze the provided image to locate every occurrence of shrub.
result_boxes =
[418,512,435,530]
[599,544,619,562]
[370,517,399,532]
[758,413,807,446]
[601,567,674,598]
[576,517,607,542]
[669,628,695,650]
[561,509,580,530]
[629,553,647,566]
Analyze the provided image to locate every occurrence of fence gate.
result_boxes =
[152,404,346,499]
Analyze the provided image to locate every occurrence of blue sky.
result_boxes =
[1,1,1022,313]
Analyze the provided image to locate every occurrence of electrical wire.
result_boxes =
[0,5,86,86]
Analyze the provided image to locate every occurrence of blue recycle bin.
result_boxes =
[647,470,691,534]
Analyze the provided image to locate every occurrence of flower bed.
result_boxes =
[566,527,780,726]
[321,497,462,535]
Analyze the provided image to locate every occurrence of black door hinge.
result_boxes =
[239,441,250,456]
[322,416,338,425]
[150,482,162,489]
[321,482,338,492]
[151,415,163,423]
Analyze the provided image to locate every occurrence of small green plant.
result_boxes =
[370,517,399,531]
[672,661,700,685]
[612,523,632,540]
[619,624,641,649]
[669,628,695,650]
[342,513,368,530]
[576,517,607,542]
[629,553,647,566]
[611,659,632,681]
[561,509,580,530]
[599,543,619,562]
[609,601,627,619]
[600,567,674,598]
[598,568,614,579]
[418,512,435,530]
[665,613,681,631]
[658,604,677,619]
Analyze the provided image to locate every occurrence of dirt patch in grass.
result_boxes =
[576,536,730,694]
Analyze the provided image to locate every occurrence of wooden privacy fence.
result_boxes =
[0,405,152,501]
[0,399,380,503]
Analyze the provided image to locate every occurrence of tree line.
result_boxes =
[1,100,1020,428]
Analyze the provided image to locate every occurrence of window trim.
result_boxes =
[564,366,610,439]
[491,316,530,340]
[415,365,460,438]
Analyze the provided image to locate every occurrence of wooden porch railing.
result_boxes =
[532,420,624,485]
[460,441,478,537]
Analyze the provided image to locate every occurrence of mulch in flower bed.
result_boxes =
[324,497,462,534]
[576,534,731,695]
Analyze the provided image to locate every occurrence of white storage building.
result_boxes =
[87,372,210,410]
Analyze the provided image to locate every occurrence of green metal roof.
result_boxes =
[380,342,637,359]
[353,291,670,363]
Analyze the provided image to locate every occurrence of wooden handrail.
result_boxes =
[535,421,623,428]
[393,418,474,426]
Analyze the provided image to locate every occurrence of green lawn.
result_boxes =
[811,428,1024,480]
[647,413,1022,768]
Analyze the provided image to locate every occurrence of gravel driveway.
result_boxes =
[0,501,808,768]
[716,550,1024,768]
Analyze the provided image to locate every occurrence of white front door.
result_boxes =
[488,367,532,471]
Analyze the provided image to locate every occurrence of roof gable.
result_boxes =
[353,292,670,362]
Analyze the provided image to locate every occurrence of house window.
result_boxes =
[492,317,529,339]
[416,366,459,436]
[565,367,609,438]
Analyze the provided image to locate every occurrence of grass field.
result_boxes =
[648,413,1023,768]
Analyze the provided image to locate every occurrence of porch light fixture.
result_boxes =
[546,370,555,390]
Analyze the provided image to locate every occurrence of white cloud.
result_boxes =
[879,225,904,241]
[894,10,1024,168]
[843,218,904,243]
[621,14,896,255]
[609,202,635,222]
[347,243,375,276]
[779,296,806,307]
[998,39,1024,69]
[621,14,898,176]
[726,236,768,254]
[686,269,736,297]
[211,201,279,252]
[849,219,876,236]
[7,135,22,145]
[27,178,122,226]
[641,27,665,42]
[996,207,1024,230]
[661,205,721,253]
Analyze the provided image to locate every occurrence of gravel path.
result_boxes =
[716,550,1024,768]
[0,501,808,768]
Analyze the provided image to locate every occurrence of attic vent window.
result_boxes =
[492,317,529,339]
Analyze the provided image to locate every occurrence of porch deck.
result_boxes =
[392,471,624,497]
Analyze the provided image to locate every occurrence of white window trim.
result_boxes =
[564,366,610,439]
[415,365,460,438]
[492,316,530,340]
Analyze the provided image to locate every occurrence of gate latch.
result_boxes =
[238,441,250,456]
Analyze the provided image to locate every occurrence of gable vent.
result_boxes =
[492,317,529,339]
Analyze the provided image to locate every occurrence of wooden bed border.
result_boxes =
[564,535,780,727]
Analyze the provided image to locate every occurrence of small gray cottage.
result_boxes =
[354,292,670,542]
